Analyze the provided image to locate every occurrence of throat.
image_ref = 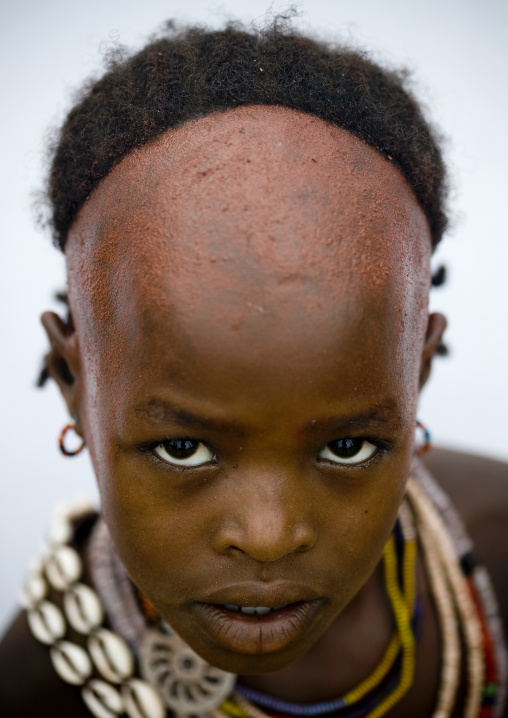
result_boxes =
[237,562,393,703]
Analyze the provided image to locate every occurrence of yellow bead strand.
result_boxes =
[365,534,416,718]
[345,505,418,706]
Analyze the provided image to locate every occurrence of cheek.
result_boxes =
[96,451,222,603]
[320,462,409,600]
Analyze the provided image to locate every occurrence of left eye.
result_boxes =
[152,439,215,467]
[318,438,378,465]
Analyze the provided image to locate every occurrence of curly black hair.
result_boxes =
[45,18,448,250]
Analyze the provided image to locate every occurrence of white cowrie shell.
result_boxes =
[28,543,51,574]
[19,572,47,609]
[88,628,134,683]
[82,679,124,718]
[122,678,165,718]
[50,640,93,685]
[46,545,82,590]
[64,583,104,634]
[27,601,65,645]
[48,517,73,546]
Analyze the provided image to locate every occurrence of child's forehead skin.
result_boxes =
[66,106,431,408]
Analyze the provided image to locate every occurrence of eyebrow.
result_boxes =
[134,398,243,435]
[302,398,402,435]
[135,397,401,436]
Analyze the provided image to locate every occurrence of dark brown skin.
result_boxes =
[1,106,507,716]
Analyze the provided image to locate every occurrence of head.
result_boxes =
[41,21,447,674]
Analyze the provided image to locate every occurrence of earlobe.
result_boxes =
[40,311,82,421]
[419,312,447,390]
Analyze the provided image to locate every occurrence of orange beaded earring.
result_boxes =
[59,421,86,457]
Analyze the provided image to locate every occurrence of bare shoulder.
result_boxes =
[423,446,508,524]
[423,447,508,630]
[0,609,89,717]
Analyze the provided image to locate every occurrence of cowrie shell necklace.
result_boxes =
[21,498,235,718]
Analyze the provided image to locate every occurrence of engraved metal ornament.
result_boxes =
[64,582,104,634]
[140,629,236,713]
[50,640,93,685]
[82,679,125,718]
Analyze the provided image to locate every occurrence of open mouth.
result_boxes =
[221,603,289,616]
[194,600,322,655]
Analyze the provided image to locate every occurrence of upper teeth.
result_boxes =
[223,604,286,615]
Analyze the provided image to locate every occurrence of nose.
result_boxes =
[212,474,317,562]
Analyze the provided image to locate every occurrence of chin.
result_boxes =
[194,640,308,676]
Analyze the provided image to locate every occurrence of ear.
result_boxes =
[419,312,447,390]
[40,311,83,433]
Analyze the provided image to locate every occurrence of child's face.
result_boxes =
[59,106,435,674]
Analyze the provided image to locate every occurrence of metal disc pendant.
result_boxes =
[140,629,236,713]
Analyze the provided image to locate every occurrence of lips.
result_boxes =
[192,582,323,655]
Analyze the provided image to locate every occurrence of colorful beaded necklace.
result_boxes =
[19,460,507,718]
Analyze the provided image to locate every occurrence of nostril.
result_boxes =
[213,514,316,561]
[296,542,313,554]
[292,522,317,552]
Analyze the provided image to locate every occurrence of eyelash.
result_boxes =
[142,439,216,470]
[317,439,380,467]
[145,436,387,470]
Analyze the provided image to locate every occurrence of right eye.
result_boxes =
[152,439,215,467]
[318,438,378,466]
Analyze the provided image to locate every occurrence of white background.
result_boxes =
[1,0,507,633]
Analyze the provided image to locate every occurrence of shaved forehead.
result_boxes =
[65,106,431,395]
